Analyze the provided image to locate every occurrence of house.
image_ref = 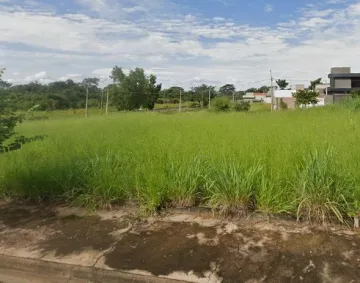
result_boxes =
[253,93,266,102]
[274,90,296,109]
[315,83,330,95]
[242,92,255,102]
[327,67,360,102]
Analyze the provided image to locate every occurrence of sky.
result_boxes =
[1,0,360,89]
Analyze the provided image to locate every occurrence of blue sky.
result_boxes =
[1,0,360,88]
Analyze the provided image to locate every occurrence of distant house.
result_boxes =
[274,90,296,109]
[242,92,255,102]
[326,67,360,103]
[254,93,266,102]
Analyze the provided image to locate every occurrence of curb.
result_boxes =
[0,254,188,283]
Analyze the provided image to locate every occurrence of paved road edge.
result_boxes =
[0,254,188,283]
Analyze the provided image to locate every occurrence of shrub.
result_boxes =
[280,98,288,110]
[213,97,231,111]
[156,99,164,104]
[234,101,251,112]
[169,98,179,104]
[189,102,200,108]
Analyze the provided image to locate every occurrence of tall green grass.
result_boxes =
[1,106,360,223]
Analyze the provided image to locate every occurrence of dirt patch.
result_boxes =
[105,221,360,283]
[0,206,57,230]
[105,222,221,277]
[37,215,130,256]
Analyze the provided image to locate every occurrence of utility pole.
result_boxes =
[105,89,109,115]
[270,70,274,112]
[232,91,235,103]
[100,89,104,114]
[179,89,182,113]
[85,85,89,118]
[208,89,211,109]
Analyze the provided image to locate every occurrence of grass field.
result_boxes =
[1,105,360,223]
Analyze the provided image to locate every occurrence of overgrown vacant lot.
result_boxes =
[1,107,360,223]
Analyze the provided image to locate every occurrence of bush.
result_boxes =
[213,97,231,111]
[280,98,288,110]
[234,101,251,112]
[169,98,179,104]
[189,102,200,108]
[156,99,164,104]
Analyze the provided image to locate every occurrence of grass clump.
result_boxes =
[204,160,262,216]
[294,148,351,224]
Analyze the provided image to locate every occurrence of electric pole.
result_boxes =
[105,89,109,115]
[270,70,274,112]
[233,91,235,103]
[208,89,211,109]
[100,89,104,114]
[85,85,89,117]
[179,89,182,113]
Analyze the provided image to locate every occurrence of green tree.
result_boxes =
[293,89,318,107]
[219,84,236,96]
[191,84,216,107]
[276,79,289,90]
[143,74,162,110]
[0,69,21,149]
[245,88,258,93]
[309,78,322,91]
[110,67,161,110]
[258,86,270,93]
[81,78,100,117]
[160,87,183,103]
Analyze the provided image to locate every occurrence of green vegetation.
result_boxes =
[213,97,231,112]
[234,101,251,112]
[0,105,359,224]
[293,89,319,106]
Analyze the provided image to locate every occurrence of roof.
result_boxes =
[254,93,266,96]
[274,90,295,98]
[243,92,255,98]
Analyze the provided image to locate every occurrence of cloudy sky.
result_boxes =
[0,0,360,89]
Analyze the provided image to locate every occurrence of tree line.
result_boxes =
[0,66,275,112]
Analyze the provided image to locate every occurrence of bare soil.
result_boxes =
[0,204,360,283]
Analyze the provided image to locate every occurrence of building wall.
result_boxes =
[282,97,296,109]
[331,67,351,74]
[334,78,351,88]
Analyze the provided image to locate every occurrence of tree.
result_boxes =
[160,87,184,103]
[245,88,258,93]
[191,84,216,107]
[276,79,289,90]
[309,78,322,90]
[258,86,270,93]
[81,78,100,117]
[219,84,236,96]
[110,67,161,110]
[0,69,21,150]
[293,89,318,107]
[143,74,162,110]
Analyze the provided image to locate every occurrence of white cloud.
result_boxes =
[123,5,146,13]
[1,0,360,88]
[24,71,52,83]
[264,4,273,13]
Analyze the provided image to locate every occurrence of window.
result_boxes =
[351,77,360,88]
